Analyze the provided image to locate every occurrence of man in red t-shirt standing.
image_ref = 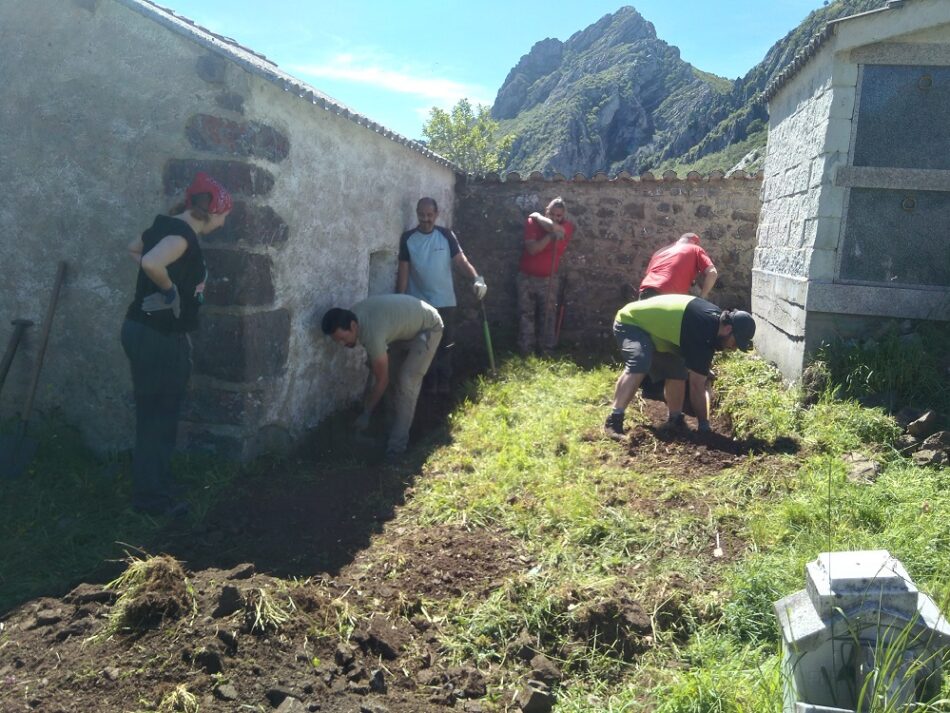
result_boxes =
[517,197,575,355]
[639,232,718,300]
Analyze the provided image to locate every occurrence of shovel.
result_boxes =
[0,318,34,398]
[480,301,496,374]
[0,261,67,478]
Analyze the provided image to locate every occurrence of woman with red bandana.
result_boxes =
[121,173,231,516]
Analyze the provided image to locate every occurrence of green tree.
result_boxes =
[422,99,515,174]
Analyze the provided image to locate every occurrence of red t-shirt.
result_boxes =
[519,217,575,277]
[639,243,713,295]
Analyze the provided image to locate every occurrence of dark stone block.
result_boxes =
[182,386,264,425]
[203,250,275,306]
[657,202,670,213]
[203,202,290,247]
[736,223,756,240]
[731,209,757,222]
[672,204,683,214]
[186,114,290,162]
[163,160,275,198]
[215,92,245,114]
[854,65,950,171]
[623,203,645,219]
[695,204,713,218]
[841,188,950,287]
[704,224,726,241]
[596,208,615,218]
[193,309,291,381]
[196,54,227,84]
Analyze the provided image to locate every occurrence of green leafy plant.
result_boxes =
[422,98,515,173]
[814,323,950,414]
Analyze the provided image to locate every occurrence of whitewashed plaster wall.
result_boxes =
[0,0,456,456]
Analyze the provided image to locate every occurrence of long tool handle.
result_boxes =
[543,237,559,319]
[20,262,67,426]
[481,302,496,375]
[0,320,33,394]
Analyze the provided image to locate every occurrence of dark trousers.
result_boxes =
[120,318,192,509]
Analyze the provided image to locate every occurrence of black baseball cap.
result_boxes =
[729,310,756,351]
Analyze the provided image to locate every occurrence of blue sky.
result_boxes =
[159,0,832,139]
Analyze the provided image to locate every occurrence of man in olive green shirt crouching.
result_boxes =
[322,294,443,456]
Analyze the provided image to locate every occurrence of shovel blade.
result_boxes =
[0,433,38,478]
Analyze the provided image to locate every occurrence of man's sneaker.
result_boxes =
[604,412,625,439]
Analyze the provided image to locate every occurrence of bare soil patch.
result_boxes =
[0,392,796,712]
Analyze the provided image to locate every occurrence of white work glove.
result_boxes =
[473,276,488,300]
[354,410,371,432]
[141,284,181,319]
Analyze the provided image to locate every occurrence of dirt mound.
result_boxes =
[0,389,785,712]
[112,555,191,632]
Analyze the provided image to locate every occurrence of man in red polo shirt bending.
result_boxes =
[639,232,718,300]
[517,197,575,355]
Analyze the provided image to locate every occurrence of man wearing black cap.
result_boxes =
[604,294,755,438]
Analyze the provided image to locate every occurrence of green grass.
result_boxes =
[4,327,949,711]
[398,340,950,710]
[0,415,243,612]
[814,321,950,415]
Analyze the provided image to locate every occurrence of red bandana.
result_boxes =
[185,172,232,214]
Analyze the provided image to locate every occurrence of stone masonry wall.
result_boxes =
[453,172,763,361]
[0,0,455,456]
[754,3,950,381]
[752,43,838,379]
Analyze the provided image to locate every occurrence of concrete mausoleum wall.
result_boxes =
[754,0,950,381]
[454,173,762,358]
[0,0,456,457]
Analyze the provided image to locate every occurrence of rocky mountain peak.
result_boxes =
[564,6,656,55]
[492,0,886,177]
[492,7,661,122]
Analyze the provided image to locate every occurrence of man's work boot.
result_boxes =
[604,412,625,440]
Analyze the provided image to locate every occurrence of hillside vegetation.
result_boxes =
[494,0,885,177]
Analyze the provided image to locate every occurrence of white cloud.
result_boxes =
[289,54,493,109]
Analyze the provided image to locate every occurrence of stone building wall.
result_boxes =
[753,40,841,378]
[754,0,950,381]
[453,173,763,361]
[0,0,456,456]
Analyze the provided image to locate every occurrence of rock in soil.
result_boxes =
[907,410,940,438]
[515,681,554,713]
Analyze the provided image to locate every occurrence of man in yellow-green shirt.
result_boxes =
[605,294,755,438]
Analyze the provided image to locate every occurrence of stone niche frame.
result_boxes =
[753,0,950,381]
